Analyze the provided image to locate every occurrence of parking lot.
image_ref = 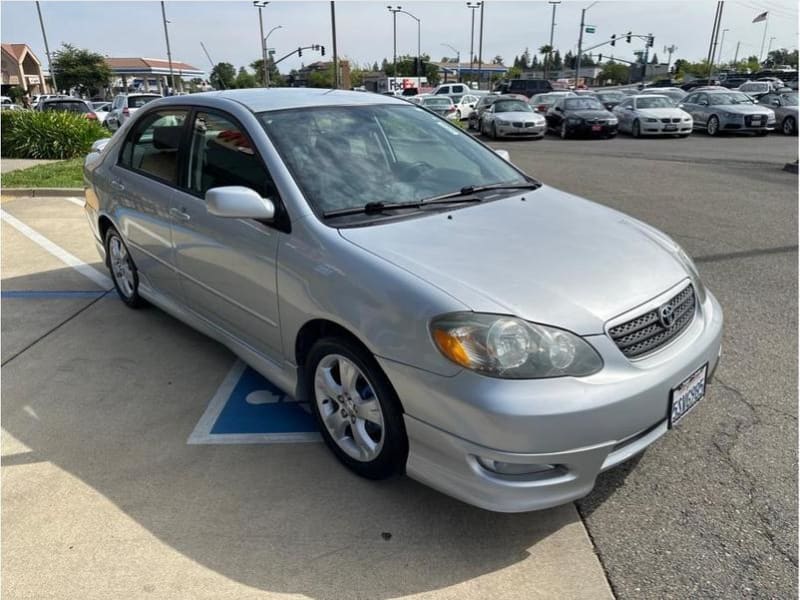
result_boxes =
[2,132,797,599]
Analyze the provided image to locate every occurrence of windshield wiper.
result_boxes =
[323,197,483,218]
[423,181,541,203]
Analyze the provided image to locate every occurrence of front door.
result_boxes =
[171,109,283,362]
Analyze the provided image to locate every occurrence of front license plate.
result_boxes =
[669,364,707,427]
[664,124,677,131]
[592,124,602,131]
[752,117,762,124]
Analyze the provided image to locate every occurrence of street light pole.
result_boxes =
[548,1,560,81]
[160,1,175,94]
[330,1,339,89]
[254,2,270,87]
[575,2,597,89]
[264,25,282,87]
[442,43,461,82]
[387,6,398,90]
[34,0,57,93]
[715,28,729,68]
[477,1,484,89]
[766,36,776,60]
[467,2,480,83]
[388,7,421,85]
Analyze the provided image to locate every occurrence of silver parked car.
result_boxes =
[83,89,723,512]
[679,90,776,136]
[105,93,162,131]
[613,95,693,137]
[480,98,546,139]
[757,91,798,135]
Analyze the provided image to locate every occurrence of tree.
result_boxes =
[552,50,562,69]
[371,61,380,72]
[564,50,575,70]
[599,61,630,85]
[251,58,284,86]
[210,62,236,90]
[234,67,257,88]
[51,43,112,96]
[531,55,539,68]
[308,64,334,88]
[521,47,531,69]
[650,53,659,65]
[538,44,553,77]
[492,55,503,65]
[581,53,595,66]
[506,65,522,80]
[766,48,798,68]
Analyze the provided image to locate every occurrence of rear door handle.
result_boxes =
[169,207,191,221]
[110,180,125,191]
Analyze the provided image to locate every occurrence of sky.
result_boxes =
[2,0,798,77]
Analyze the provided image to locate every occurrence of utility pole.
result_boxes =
[467,2,481,82]
[715,28,729,68]
[254,2,270,87]
[766,36,776,61]
[732,40,741,66]
[664,44,678,72]
[160,1,175,94]
[641,34,651,83]
[705,1,724,83]
[35,1,57,93]
[477,1,484,89]
[548,1,560,81]
[330,1,339,88]
[388,6,398,90]
[264,26,282,87]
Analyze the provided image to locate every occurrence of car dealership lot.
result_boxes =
[2,133,797,599]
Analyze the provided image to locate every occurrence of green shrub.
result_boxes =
[1,109,110,159]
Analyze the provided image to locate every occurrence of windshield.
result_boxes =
[43,101,89,113]
[129,95,160,108]
[597,92,623,102]
[564,98,604,110]
[709,92,754,105]
[636,96,674,109]
[494,100,532,113]
[259,105,527,217]
[782,93,798,106]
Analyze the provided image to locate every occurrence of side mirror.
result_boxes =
[206,186,275,220]
[772,99,780,106]
[555,106,563,112]
[494,149,511,162]
[469,103,476,108]
[90,138,111,153]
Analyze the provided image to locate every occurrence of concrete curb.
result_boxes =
[0,188,83,198]
[783,160,798,174]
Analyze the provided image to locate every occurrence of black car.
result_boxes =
[506,78,553,98]
[545,96,618,139]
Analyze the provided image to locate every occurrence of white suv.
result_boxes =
[105,93,161,131]
[432,83,471,97]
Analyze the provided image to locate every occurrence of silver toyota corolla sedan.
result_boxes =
[83,89,723,512]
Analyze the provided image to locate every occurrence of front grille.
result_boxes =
[745,114,766,126]
[672,118,681,123]
[609,285,696,358]
[587,118,605,124]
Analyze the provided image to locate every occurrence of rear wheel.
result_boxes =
[491,122,498,139]
[706,115,720,136]
[782,116,796,135]
[560,121,569,139]
[105,227,144,308]
[306,337,408,480]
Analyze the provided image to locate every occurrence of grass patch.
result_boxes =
[1,158,84,188]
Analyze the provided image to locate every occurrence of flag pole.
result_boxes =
[758,14,768,63]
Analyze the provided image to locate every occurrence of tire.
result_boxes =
[632,119,641,138]
[706,115,720,136]
[783,116,797,136]
[305,337,408,480]
[491,122,498,139]
[560,121,569,139]
[467,118,474,131]
[105,226,144,308]
[457,109,463,120]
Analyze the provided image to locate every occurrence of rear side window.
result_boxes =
[186,111,274,198]
[43,101,90,113]
[119,109,188,184]
[129,96,160,108]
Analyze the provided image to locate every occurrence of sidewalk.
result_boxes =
[1,159,58,174]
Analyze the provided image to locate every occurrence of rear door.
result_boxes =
[170,109,284,361]
[110,108,189,299]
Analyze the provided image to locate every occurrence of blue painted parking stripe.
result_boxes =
[188,360,321,445]
[2,290,107,299]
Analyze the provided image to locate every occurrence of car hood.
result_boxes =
[637,108,687,119]
[495,111,544,122]
[567,109,614,120]
[339,186,690,334]
[712,103,773,115]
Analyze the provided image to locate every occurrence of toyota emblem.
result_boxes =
[659,304,676,328]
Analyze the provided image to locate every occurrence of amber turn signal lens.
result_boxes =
[433,329,472,368]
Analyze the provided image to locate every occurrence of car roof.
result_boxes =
[154,88,403,112]
[635,94,671,99]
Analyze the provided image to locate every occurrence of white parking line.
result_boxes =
[0,208,112,289]
[64,196,85,207]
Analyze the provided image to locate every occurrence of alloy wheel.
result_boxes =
[314,354,385,462]
[707,116,719,136]
[108,235,135,298]
[784,117,796,135]
[560,122,568,139]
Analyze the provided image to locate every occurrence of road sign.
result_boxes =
[585,26,596,33]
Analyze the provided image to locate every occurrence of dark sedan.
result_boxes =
[595,91,626,111]
[545,96,619,139]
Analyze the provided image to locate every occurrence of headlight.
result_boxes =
[683,117,692,122]
[607,117,618,125]
[676,247,708,304]
[645,118,658,123]
[430,313,603,379]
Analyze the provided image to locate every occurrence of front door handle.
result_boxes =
[169,207,191,221]
[111,180,125,192]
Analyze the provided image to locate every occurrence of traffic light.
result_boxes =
[626,32,632,43]
[298,47,302,57]
[610,34,616,47]
[647,35,654,48]
[320,45,326,56]
[598,54,603,62]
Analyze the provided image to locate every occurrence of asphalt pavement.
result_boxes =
[485,132,798,600]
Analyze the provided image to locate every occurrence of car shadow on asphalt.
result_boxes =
[2,267,588,599]
[576,454,644,518]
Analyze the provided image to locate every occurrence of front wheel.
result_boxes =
[105,227,144,308]
[560,121,569,139]
[706,115,720,136]
[632,119,641,138]
[491,122,498,139]
[783,116,797,135]
[306,337,408,480]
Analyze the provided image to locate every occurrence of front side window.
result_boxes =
[259,104,526,216]
[187,111,274,198]
[119,109,188,184]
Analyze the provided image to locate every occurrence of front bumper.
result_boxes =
[379,288,723,512]
[641,120,693,135]
[496,122,546,138]
[720,114,775,131]
[568,122,618,137]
